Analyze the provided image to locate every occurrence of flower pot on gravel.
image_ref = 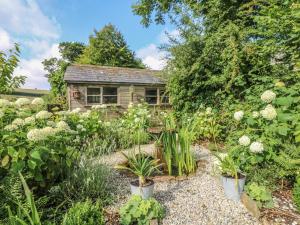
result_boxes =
[130,179,154,199]
[221,173,246,201]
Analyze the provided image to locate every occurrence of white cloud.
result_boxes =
[0,0,61,90]
[0,28,14,51]
[0,0,60,39]
[136,29,179,70]
[137,44,167,70]
[14,43,60,90]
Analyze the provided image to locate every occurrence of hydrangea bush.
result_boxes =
[227,84,300,188]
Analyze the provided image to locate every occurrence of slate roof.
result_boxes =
[64,64,165,85]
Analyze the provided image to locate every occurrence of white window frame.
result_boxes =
[145,88,159,105]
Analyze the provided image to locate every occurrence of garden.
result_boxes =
[0,82,299,224]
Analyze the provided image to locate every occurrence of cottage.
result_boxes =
[64,64,169,110]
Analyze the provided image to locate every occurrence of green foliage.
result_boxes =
[116,153,161,186]
[56,159,115,205]
[62,200,104,225]
[0,44,26,94]
[133,0,300,114]
[78,24,144,68]
[159,112,197,176]
[245,182,273,208]
[7,173,41,225]
[214,154,239,179]
[293,176,300,212]
[59,42,85,63]
[120,195,165,225]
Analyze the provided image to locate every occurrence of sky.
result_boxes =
[0,0,176,90]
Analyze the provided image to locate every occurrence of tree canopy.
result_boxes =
[133,0,300,112]
[77,24,144,68]
[0,44,26,94]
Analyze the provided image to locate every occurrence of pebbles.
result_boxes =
[102,144,260,225]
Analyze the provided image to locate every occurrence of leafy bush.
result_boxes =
[62,200,104,225]
[245,182,273,208]
[227,85,300,188]
[293,176,300,211]
[120,195,165,225]
[54,159,115,205]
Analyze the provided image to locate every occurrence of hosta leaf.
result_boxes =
[1,155,10,167]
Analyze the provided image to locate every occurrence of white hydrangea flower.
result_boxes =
[47,121,57,127]
[261,90,276,103]
[31,98,44,106]
[71,108,81,113]
[12,118,25,126]
[56,121,70,131]
[80,110,91,118]
[249,141,264,153]
[41,127,57,136]
[76,124,84,130]
[27,129,46,141]
[4,124,18,131]
[128,102,133,108]
[238,135,251,146]
[35,110,52,120]
[100,104,107,109]
[134,117,141,123]
[260,104,277,120]
[206,107,212,114]
[252,111,260,118]
[234,111,244,121]
[15,98,31,107]
[0,99,10,108]
[24,116,35,125]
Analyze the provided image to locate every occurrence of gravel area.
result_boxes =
[99,144,260,225]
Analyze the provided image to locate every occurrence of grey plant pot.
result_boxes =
[130,179,154,199]
[221,174,246,201]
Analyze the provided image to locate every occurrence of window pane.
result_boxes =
[145,96,157,104]
[103,96,117,104]
[103,87,117,95]
[87,96,100,103]
[87,88,100,95]
[146,89,157,96]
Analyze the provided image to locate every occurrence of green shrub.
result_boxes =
[62,200,104,225]
[120,195,165,225]
[56,159,114,205]
[293,176,300,211]
[245,182,273,208]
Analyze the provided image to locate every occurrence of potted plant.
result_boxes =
[116,152,161,199]
[215,154,246,201]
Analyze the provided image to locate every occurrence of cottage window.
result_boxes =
[145,88,158,105]
[86,87,118,104]
[160,89,169,104]
[103,87,118,104]
[87,88,101,104]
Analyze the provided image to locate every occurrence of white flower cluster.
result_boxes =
[4,124,18,131]
[35,110,52,120]
[91,104,107,110]
[56,121,70,131]
[206,107,212,114]
[0,99,10,108]
[252,111,259,118]
[260,104,277,120]
[27,127,56,141]
[80,110,91,118]
[47,121,57,127]
[71,108,81,114]
[24,116,35,125]
[261,90,276,103]
[15,98,31,107]
[31,98,44,106]
[238,135,251,146]
[234,111,244,121]
[12,118,25,127]
[249,141,264,153]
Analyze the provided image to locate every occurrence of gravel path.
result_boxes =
[99,144,260,225]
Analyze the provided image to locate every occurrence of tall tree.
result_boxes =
[0,44,26,94]
[77,24,144,68]
[132,0,300,112]
[43,42,85,98]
